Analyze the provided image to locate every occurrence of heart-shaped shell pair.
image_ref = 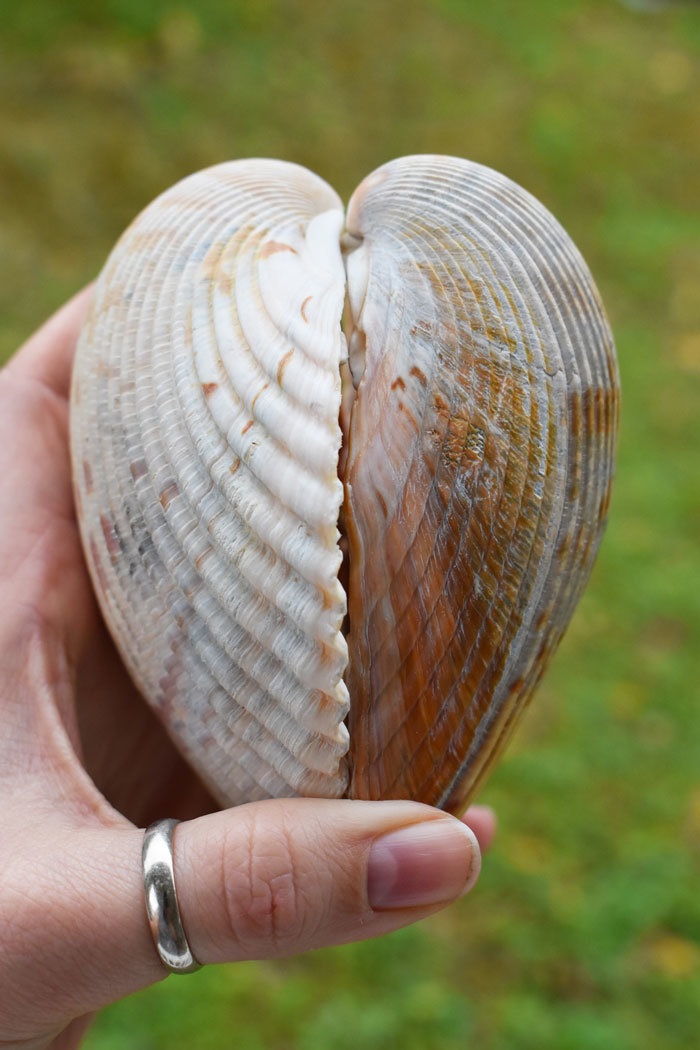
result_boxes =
[70,156,619,814]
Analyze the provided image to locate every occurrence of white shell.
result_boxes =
[72,161,353,803]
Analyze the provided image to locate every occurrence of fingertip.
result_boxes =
[461,804,497,853]
[367,814,481,910]
[458,820,482,897]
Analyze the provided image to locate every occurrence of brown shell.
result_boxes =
[343,157,618,812]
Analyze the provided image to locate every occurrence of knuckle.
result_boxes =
[221,806,312,955]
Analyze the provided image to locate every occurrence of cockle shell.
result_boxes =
[70,156,619,814]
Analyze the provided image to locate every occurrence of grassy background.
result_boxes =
[1,0,699,1046]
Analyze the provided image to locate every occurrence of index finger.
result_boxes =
[5,284,94,400]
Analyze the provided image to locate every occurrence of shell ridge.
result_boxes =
[129,198,345,787]
[424,176,617,805]
[346,206,533,792]
[78,195,190,686]
[172,200,350,764]
[346,236,478,660]
[400,222,586,798]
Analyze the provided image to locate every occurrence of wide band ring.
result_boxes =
[142,818,202,975]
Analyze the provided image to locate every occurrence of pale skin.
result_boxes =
[0,288,496,1050]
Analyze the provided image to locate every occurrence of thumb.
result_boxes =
[173,798,481,963]
[2,800,481,1040]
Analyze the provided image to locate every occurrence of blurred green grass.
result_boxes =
[1,0,699,1047]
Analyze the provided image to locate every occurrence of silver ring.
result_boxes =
[142,818,202,974]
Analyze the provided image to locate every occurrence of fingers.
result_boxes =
[0,286,98,744]
[0,800,484,1038]
[5,285,93,400]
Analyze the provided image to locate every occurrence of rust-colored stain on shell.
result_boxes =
[130,459,148,482]
[251,384,268,414]
[99,513,120,561]
[276,348,294,385]
[88,535,109,595]
[195,547,214,572]
[260,240,297,258]
[159,481,179,509]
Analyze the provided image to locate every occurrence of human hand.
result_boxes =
[0,290,496,1050]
